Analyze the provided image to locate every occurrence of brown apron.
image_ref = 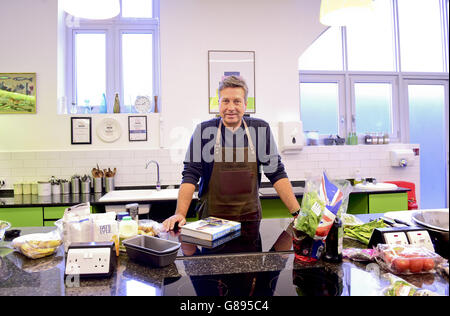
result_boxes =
[198,120,262,221]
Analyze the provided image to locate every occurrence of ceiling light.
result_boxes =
[320,0,374,26]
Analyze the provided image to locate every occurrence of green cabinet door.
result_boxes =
[368,193,408,213]
[260,198,302,218]
[43,205,93,226]
[0,207,43,227]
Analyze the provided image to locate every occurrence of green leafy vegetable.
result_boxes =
[343,219,387,245]
[294,191,325,238]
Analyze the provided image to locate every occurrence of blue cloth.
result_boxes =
[182,117,288,198]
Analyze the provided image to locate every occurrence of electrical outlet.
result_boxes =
[66,248,111,275]
[65,242,116,278]
[383,232,409,245]
[406,230,434,252]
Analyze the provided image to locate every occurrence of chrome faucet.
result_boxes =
[145,160,161,191]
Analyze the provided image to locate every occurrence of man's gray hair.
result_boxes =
[218,75,248,102]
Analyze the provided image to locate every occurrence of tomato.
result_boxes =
[393,258,410,273]
[409,258,424,273]
[384,253,394,264]
[423,258,435,271]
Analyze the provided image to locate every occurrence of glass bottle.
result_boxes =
[113,93,121,113]
[323,217,343,263]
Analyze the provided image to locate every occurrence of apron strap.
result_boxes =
[214,119,256,162]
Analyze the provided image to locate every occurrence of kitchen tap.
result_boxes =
[145,160,161,191]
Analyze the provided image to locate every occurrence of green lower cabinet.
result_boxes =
[347,194,369,214]
[260,198,302,218]
[368,193,408,213]
[43,205,93,224]
[0,207,43,227]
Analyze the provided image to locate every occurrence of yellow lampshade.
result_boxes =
[320,0,374,26]
[61,0,120,20]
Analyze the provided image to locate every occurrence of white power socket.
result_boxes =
[383,232,409,245]
[65,242,116,278]
[406,230,435,252]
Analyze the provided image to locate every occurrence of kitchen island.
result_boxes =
[0,217,447,297]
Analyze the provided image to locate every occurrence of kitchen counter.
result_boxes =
[0,217,447,297]
[0,185,410,208]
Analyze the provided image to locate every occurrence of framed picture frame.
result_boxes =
[71,117,92,145]
[208,50,256,114]
[128,115,148,142]
[0,72,36,114]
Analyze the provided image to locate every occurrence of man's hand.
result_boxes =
[162,214,187,231]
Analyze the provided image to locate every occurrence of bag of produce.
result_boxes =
[11,230,62,259]
[294,171,352,240]
[382,273,440,296]
[343,219,387,245]
[375,244,445,275]
[60,202,92,252]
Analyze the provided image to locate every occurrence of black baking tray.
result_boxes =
[123,235,181,267]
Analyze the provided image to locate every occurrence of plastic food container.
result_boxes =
[375,244,444,275]
[0,221,11,241]
[123,235,180,267]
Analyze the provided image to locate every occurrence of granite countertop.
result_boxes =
[0,219,448,296]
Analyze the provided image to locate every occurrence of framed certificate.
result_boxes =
[128,115,148,141]
[71,117,92,145]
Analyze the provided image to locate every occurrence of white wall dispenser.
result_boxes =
[390,149,415,167]
[278,121,305,153]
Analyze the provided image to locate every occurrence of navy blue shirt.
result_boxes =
[182,117,288,198]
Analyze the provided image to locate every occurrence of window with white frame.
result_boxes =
[63,0,160,114]
[298,0,449,142]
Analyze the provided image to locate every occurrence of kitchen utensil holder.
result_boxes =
[37,182,51,196]
[80,181,91,194]
[51,184,61,195]
[71,178,80,194]
[61,182,71,195]
[105,177,115,193]
[93,177,103,193]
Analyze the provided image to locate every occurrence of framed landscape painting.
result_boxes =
[0,73,36,114]
[208,51,255,114]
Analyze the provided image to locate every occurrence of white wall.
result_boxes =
[159,0,326,149]
[0,0,326,151]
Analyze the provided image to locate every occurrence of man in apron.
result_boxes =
[163,76,300,231]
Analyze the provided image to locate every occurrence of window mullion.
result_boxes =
[392,0,402,72]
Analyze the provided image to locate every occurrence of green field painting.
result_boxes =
[0,73,36,114]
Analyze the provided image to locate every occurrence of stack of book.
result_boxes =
[180,217,241,246]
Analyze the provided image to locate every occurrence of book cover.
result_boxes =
[180,217,241,241]
[180,230,241,248]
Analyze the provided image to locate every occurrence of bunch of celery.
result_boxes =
[343,219,387,245]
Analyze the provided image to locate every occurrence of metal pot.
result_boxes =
[411,209,449,258]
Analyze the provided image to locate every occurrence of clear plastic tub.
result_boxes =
[123,235,180,267]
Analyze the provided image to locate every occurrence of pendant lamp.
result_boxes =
[319,0,374,26]
[61,0,120,20]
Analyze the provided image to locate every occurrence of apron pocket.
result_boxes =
[219,170,253,195]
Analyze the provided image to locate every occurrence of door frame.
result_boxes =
[402,79,449,208]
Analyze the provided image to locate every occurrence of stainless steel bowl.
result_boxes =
[412,209,449,258]
[411,209,449,232]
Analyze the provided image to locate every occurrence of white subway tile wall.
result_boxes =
[0,144,420,204]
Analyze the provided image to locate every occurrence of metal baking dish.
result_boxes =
[123,235,180,267]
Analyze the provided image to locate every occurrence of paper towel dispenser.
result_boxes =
[390,149,415,167]
[278,121,305,153]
